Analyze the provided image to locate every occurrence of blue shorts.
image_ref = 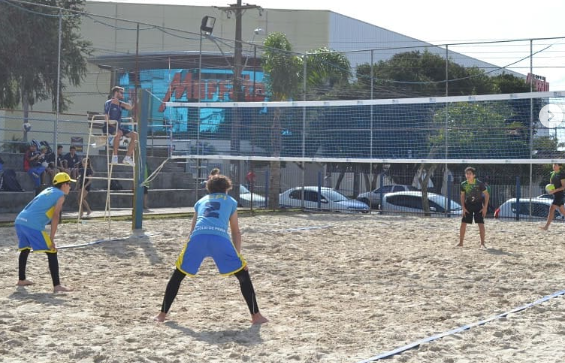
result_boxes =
[175,234,246,276]
[16,224,55,253]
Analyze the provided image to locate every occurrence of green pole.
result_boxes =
[133,89,149,230]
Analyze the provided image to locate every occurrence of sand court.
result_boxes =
[1,213,565,362]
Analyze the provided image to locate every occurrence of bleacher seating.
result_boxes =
[0,151,199,213]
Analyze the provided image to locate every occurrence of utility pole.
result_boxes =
[215,1,262,194]
[215,1,262,153]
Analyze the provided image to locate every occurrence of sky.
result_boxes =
[98,0,565,90]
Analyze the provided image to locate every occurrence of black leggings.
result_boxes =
[161,268,260,315]
[19,249,60,286]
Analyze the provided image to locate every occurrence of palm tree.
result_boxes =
[262,33,301,208]
[261,32,351,208]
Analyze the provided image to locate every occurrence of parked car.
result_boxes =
[381,191,462,215]
[356,184,418,209]
[494,197,564,220]
[239,185,266,208]
[279,186,370,213]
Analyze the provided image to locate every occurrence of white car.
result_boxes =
[239,185,266,208]
[279,186,370,213]
[494,197,564,220]
[356,184,418,209]
[381,191,462,215]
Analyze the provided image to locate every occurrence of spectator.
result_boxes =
[209,168,220,177]
[246,170,256,190]
[55,145,67,172]
[63,146,80,180]
[23,143,46,192]
[77,158,94,218]
[41,145,57,186]
[200,167,221,189]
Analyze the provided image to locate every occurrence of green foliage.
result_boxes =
[0,0,92,111]
[355,50,531,99]
[262,32,301,101]
[430,102,530,159]
[492,73,531,93]
[533,136,565,157]
[303,48,351,98]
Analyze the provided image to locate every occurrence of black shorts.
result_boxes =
[462,203,484,224]
[552,193,564,207]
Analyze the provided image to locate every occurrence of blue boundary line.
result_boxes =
[356,288,565,363]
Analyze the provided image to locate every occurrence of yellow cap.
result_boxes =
[53,172,76,185]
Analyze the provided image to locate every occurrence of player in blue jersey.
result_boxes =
[154,174,268,325]
[103,86,138,166]
[15,172,74,292]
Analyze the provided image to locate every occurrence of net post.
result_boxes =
[133,89,149,230]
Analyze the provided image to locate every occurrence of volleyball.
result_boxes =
[23,122,32,132]
[545,184,555,193]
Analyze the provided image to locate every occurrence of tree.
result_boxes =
[0,0,91,140]
[354,50,508,99]
[261,32,301,208]
[261,33,352,208]
[303,47,351,99]
[353,51,543,212]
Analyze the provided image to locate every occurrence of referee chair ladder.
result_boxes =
[83,115,137,222]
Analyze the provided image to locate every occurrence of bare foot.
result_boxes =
[539,226,549,231]
[17,280,34,286]
[251,312,269,325]
[456,243,463,247]
[480,243,487,249]
[53,285,73,293]
[154,312,167,322]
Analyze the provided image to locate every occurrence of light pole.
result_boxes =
[199,16,216,104]
[251,28,264,101]
[197,16,215,190]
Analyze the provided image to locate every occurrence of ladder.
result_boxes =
[81,115,137,223]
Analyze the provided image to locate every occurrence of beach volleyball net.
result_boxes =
[162,91,565,216]
[164,91,565,165]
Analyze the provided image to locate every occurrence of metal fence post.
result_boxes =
[317,171,322,210]
[516,176,521,221]
[265,169,270,209]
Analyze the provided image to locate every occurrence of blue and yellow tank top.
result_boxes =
[15,187,65,230]
[191,193,238,239]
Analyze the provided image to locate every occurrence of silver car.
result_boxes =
[279,186,370,213]
[356,184,418,209]
[239,185,266,208]
[381,191,462,215]
[494,197,564,220]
